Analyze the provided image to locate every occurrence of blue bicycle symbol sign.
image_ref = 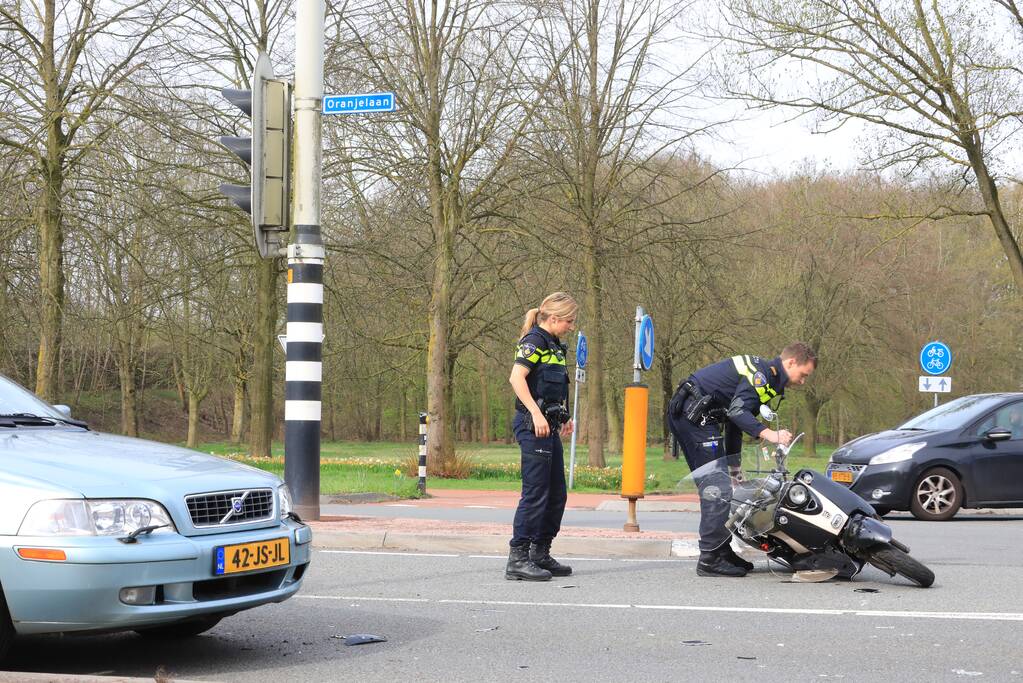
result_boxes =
[920,341,952,376]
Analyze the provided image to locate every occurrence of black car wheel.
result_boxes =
[0,587,14,662]
[910,467,963,521]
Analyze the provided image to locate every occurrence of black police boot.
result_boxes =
[722,544,754,572]
[505,544,553,581]
[696,549,748,577]
[529,541,572,577]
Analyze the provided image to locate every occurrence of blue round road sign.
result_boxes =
[639,315,654,370]
[920,341,952,376]
[576,333,588,369]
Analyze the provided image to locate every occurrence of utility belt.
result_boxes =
[518,399,571,431]
[669,378,726,427]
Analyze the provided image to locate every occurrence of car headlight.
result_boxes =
[869,442,926,466]
[278,484,294,518]
[19,499,176,537]
[787,484,809,506]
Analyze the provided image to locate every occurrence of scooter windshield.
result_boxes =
[676,448,788,537]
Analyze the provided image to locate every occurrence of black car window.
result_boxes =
[900,395,1009,431]
[973,402,1023,440]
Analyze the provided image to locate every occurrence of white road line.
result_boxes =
[319,549,685,562]
[319,550,459,558]
[293,594,1023,622]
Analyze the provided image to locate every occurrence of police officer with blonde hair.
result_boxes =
[505,292,578,581]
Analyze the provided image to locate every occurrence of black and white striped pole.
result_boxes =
[284,0,325,521]
[417,412,428,494]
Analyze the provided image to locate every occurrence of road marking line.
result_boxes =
[298,595,430,603]
[319,550,459,558]
[294,594,1023,622]
[318,550,687,562]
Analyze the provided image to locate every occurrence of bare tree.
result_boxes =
[328,0,554,468]
[723,0,1023,292]
[0,0,172,401]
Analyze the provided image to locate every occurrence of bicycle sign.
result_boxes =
[919,341,952,376]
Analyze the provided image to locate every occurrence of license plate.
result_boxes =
[830,470,854,483]
[215,538,290,576]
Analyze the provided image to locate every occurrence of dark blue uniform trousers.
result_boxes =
[510,411,567,548]
[667,411,735,552]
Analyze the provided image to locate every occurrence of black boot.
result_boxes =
[529,541,572,577]
[696,548,747,577]
[505,544,552,581]
[722,544,754,571]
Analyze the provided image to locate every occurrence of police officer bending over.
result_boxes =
[506,292,578,581]
[667,342,817,577]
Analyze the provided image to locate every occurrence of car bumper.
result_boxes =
[1,519,312,635]
[826,460,916,509]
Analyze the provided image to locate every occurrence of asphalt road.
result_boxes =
[5,514,1023,681]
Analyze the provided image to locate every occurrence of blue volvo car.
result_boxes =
[0,374,311,657]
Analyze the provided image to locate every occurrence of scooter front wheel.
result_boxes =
[863,545,934,588]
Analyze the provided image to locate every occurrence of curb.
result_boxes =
[0,675,209,683]
[311,530,701,559]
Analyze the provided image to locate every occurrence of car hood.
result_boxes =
[0,427,279,501]
[831,428,945,464]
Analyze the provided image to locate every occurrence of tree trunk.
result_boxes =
[804,394,824,457]
[661,353,675,460]
[479,352,490,444]
[964,145,1023,291]
[230,377,246,444]
[117,357,139,437]
[34,145,66,403]
[582,241,607,466]
[249,257,277,457]
[187,391,204,448]
[606,382,623,455]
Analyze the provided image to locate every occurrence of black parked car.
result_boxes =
[826,393,1023,521]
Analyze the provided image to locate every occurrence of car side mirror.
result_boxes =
[983,428,1012,442]
[53,404,72,418]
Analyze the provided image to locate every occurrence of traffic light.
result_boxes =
[219,52,291,258]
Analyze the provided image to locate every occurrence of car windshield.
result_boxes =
[899,395,1008,431]
[0,375,64,419]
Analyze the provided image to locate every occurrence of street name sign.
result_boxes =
[322,92,396,115]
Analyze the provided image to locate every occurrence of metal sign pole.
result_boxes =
[568,376,581,489]
[284,0,325,522]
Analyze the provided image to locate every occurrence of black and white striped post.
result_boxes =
[284,0,325,522]
[284,227,323,521]
[417,412,428,494]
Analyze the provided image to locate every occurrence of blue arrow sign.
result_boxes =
[576,332,588,369]
[638,315,654,370]
[322,92,396,115]
[920,341,952,376]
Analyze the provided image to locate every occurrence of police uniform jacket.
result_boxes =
[690,355,789,437]
[513,325,569,411]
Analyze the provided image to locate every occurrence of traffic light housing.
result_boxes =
[219,52,291,258]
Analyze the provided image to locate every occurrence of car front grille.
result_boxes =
[185,489,274,527]
[825,462,866,487]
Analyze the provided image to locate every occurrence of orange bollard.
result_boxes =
[620,383,649,531]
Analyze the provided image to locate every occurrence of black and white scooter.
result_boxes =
[681,406,935,587]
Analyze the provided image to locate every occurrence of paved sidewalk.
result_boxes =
[308,490,702,559]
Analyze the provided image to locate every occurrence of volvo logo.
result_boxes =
[219,491,251,524]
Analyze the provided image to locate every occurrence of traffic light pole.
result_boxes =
[284,0,326,521]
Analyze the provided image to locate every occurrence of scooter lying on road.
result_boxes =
[679,408,935,588]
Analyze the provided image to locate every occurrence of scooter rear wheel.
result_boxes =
[865,545,934,588]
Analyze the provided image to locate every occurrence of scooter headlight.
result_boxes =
[787,484,809,506]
